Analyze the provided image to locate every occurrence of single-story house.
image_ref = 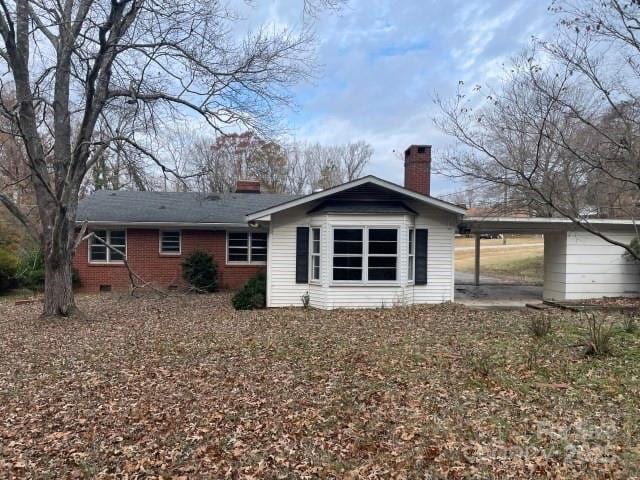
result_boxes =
[75,145,466,307]
[74,144,640,308]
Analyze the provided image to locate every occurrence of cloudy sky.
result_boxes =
[245,0,556,195]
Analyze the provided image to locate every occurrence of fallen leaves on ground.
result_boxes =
[0,293,638,478]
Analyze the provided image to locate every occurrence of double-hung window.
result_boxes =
[332,227,398,282]
[408,228,415,282]
[367,229,397,281]
[89,230,126,263]
[333,229,363,281]
[160,231,181,254]
[227,231,267,263]
[310,227,321,281]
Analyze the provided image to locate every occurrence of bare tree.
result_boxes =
[435,0,640,259]
[177,134,372,194]
[0,0,337,317]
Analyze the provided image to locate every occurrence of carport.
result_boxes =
[458,217,640,302]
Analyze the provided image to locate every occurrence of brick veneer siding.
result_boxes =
[73,228,264,293]
[404,145,431,196]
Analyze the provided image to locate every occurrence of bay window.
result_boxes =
[90,230,126,263]
[332,227,398,282]
[227,231,267,263]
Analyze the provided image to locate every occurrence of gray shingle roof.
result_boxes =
[76,189,298,225]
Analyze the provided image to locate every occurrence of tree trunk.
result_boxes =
[43,251,76,317]
[41,210,79,318]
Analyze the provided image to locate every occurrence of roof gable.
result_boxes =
[245,176,466,221]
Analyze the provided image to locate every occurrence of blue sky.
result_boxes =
[246,0,555,195]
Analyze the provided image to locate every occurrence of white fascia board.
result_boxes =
[463,216,637,226]
[245,175,467,221]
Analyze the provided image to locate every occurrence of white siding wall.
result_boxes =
[409,201,457,305]
[543,232,567,300]
[268,205,313,307]
[266,200,458,309]
[543,229,640,300]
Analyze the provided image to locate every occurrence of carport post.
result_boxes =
[474,233,480,286]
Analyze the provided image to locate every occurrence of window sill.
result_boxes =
[88,261,126,266]
[159,252,181,257]
[226,262,266,266]
[329,281,401,287]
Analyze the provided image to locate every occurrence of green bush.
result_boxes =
[0,248,18,293]
[182,250,218,292]
[232,272,266,310]
[14,250,81,291]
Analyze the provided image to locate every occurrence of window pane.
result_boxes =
[312,255,320,280]
[368,256,396,268]
[110,249,125,261]
[334,241,363,255]
[229,232,248,246]
[90,245,106,261]
[368,268,396,281]
[93,230,107,241]
[229,232,248,239]
[229,247,248,262]
[409,229,414,254]
[251,253,267,262]
[333,268,362,281]
[408,256,414,281]
[110,231,126,245]
[251,232,267,246]
[369,229,397,242]
[333,257,362,268]
[368,241,397,255]
[312,228,320,254]
[334,229,362,241]
[368,229,397,255]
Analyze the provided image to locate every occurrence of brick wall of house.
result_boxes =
[73,228,264,293]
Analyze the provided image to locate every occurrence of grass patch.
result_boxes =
[457,246,544,283]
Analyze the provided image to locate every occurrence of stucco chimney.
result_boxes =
[404,145,431,196]
[235,180,261,193]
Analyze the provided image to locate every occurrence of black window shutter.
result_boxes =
[296,227,309,284]
[415,228,428,285]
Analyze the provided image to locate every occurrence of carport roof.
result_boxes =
[459,216,637,234]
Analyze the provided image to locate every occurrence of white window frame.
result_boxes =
[309,227,321,283]
[226,231,267,265]
[408,228,415,283]
[88,229,127,264]
[330,226,400,285]
[159,230,182,256]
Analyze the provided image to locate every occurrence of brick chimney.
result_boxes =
[404,145,431,196]
[235,180,261,193]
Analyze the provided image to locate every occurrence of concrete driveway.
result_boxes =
[455,271,543,309]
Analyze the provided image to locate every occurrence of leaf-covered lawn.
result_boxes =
[0,294,638,479]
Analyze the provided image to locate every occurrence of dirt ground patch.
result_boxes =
[0,294,638,478]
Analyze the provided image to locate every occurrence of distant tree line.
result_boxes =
[85,130,373,195]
